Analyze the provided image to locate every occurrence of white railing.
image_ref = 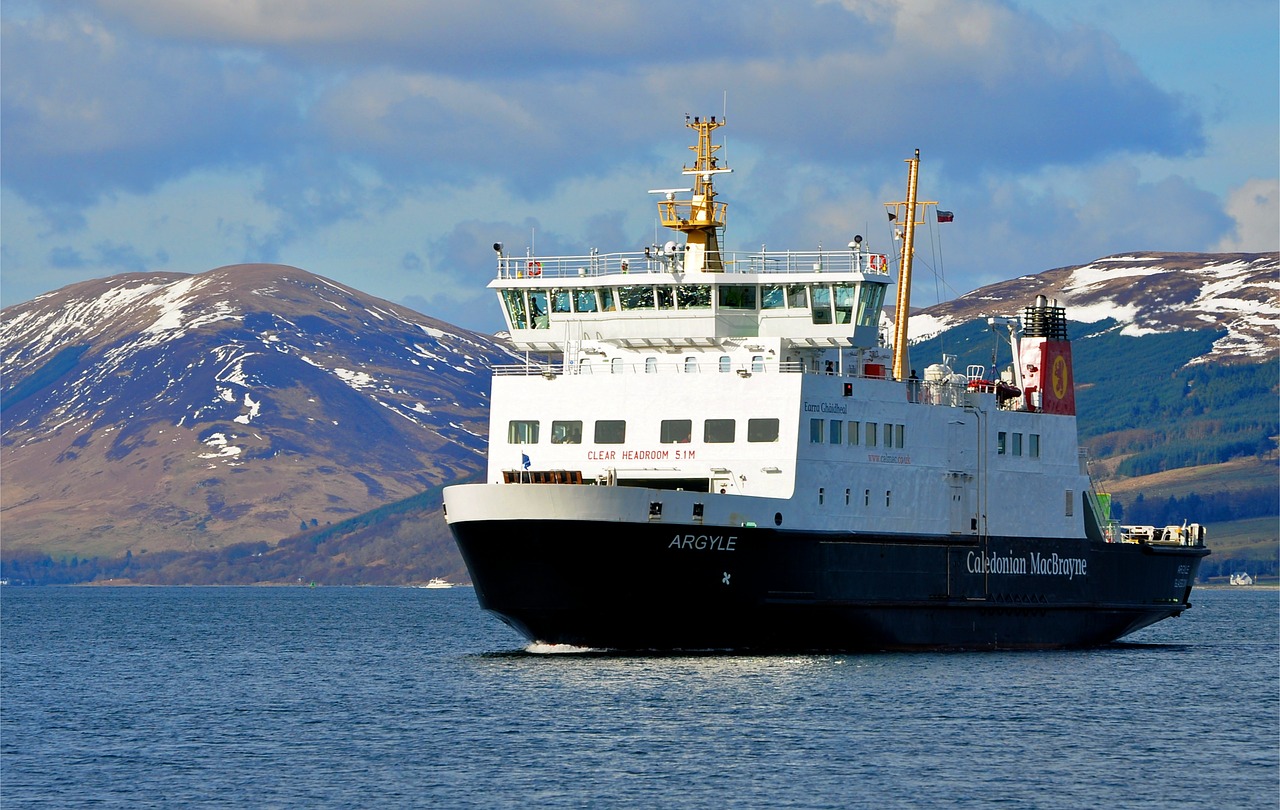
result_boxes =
[497,249,892,280]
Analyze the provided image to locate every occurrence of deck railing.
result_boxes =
[497,249,892,280]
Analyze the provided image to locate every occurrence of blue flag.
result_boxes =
[522,453,531,470]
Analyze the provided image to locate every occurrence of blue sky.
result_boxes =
[3,0,1276,334]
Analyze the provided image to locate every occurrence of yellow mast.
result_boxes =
[885,150,936,381]
[657,115,730,272]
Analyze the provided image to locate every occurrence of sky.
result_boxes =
[2,0,1277,334]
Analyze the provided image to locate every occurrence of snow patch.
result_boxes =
[233,394,260,424]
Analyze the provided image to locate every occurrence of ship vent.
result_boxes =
[1023,300,1068,340]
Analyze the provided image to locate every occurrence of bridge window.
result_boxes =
[810,418,824,443]
[704,419,735,443]
[997,431,1007,455]
[1012,433,1023,456]
[834,283,855,325]
[866,422,878,447]
[883,423,893,448]
[619,285,655,310]
[1030,434,1040,458]
[829,419,842,445]
[811,285,832,324]
[718,285,757,310]
[594,420,626,444]
[676,285,711,309]
[551,289,572,314]
[787,284,808,309]
[550,421,582,444]
[896,424,905,448]
[848,421,860,445]
[574,289,599,313]
[600,288,618,312]
[748,418,780,442]
[856,283,886,328]
[502,290,528,329]
[660,419,693,444]
[656,286,675,310]
[508,420,539,444]
[761,284,786,309]
[529,291,550,329]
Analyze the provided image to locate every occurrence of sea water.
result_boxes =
[2,586,1276,808]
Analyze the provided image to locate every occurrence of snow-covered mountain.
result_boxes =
[903,252,1278,363]
[1,264,519,555]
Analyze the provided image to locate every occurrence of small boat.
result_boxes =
[1229,572,1254,586]
[419,578,454,589]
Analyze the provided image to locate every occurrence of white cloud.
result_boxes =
[1215,178,1280,253]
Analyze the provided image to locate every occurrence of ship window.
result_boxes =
[551,289,572,314]
[856,283,886,328]
[886,490,892,507]
[580,359,591,374]
[829,419,842,445]
[811,285,832,324]
[574,289,599,313]
[508,420,539,444]
[719,356,731,373]
[718,285,757,310]
[818,487,825,506]
[761,284,786,309]
[1013,432,1023,456]
[1030,434,1040,458]
[645,357,657,374]
[595,420,626,444]
[502,290,527,329]
[864,489,871,506]
[550,420,582,444]
[848,421,859,445]
[529,291,550,329]
[810,418,823,443]
[866,422,878,447]
[619,285,655,310]
[656,286,675,310]
[661,419,692,444]
[883,423,893,448]
[787,284,808,309]
[747,418,779,442]
[1065,490,1074,517]
[600,288,618,312]
[704,419,736,443]
[896,424,905,448]
[997,431,1007,455]
[676,285,711,309]
[684,357,699,373]
[752,355,765,372]
[833,283,855,325]
[610,358,623,374]
[845,488,851,505]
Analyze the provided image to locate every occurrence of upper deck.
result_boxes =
[490,247,892,351]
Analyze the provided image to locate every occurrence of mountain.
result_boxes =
[903,252,1278,365]
[1,264,518,559]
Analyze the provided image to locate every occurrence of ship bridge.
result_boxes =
[490,249,892,352]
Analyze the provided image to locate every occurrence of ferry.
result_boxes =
[442,116,1209,651]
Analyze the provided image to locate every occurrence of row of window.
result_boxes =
[503,281,886,330]
[818,488,893,507]
[810,418,907,449]
[997,431,1041,457]
[582,355,769,374]
[509,418,782,445]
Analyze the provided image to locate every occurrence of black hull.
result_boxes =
[451,519,1209,652]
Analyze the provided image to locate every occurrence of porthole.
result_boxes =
[774,512,783,526]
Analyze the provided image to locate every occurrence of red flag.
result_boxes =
[937,210,954,223]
